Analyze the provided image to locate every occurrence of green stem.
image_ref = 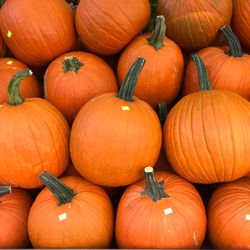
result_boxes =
[157,101,168,127]
[63,56,84,74]
[0,0,5,7]
[0,186,11,196]
[7,69,33,106]
[191,54,211,91]
[220,26,243,57]
[117,57,146,102]
[145,0,158,32]
[39,172,76,206]
[141,167,169,202]
[147,15,166,50]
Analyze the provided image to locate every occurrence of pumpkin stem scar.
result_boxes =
[0,186,11,197]
[141,166,169,202]
[63,56,84,74]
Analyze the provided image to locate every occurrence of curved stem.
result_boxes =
[0,186,11,196]
[117,57,146,102]
[141,167,169,202]
[7,69,33,106]
[39,172,76,206]
[220,26,243,57]
[191,54,211,91]
[63,56,84,74]
[157,101,168,127]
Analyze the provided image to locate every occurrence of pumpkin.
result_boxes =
[0,186,32,248]
[157,0,232,51]
[28,172,114,248]
[115,167,207,248]
[70,58,162,187]
[0,0,76,66]
[0,69,70,188]
[164,54,250,184]
[117,15,184,107]
[183,26,250,101]
[75,0,150,55]
[0,58,40,104]
[0,33,7,57]
[44,51,118,124]
[208,177,250,249]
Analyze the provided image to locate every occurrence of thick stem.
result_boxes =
[147,15,166,50]
[141,167,169,202]
[63,56,84,73]
[39,172,76,206]
[220,26,243,57]
[117,57,146,102]
[157,101,168,127]
[0,0,5,7]
[145,0,158,32]
[191,54,211,91]
[0,186,11,196]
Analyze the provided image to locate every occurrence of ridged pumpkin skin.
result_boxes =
[116,170,207,248]
[44,51,118,124]
[208,177,250,249]
[0,58,40,104]
[0,0,76,66]
[0,187,33,248]
[157,0,232,51]
[28,175,114,248]
[75,0,150,55]
[0,33,7,57]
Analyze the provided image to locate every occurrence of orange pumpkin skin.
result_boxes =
[0,58,40,104]
[75,0,150,55]
[157,0,232,51]
[44,51,118,124]
[116,170,207,248]
[28,175,114,248]
[0,187,33,248]
[0,0,76,66]
[208,177,250,249]
[0,33,7,57]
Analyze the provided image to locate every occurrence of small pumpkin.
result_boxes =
[28,172,114,248]
[0,32,7,57]
[70,58,162,187]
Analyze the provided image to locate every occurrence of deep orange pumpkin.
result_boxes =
[164,54,250,184]
[116,167,207,248]
[0,186,32,248]
[44,51,117,124]
[75,0,150,55]
[208,177,250,249]
[0,33,7,57]
[28,172,114,248]
[0,69,70,188]
[0,0,77,66]
[157,0,232,51]
[70,58,162,187]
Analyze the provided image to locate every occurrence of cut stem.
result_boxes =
[63,56,84,74]
[0,186,11,196]
[157,101,168,127]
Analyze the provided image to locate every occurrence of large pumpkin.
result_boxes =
[75,0,150,55]
[70,58,162,187]
[164,54,250,184]
[0,33,7,57]
[0,58,40,104]
[116,167,207,248]
[157,0,232,51]
[0,69,70,188]
[28,172,114,248]
[117,16,184,107]
[44,51,117,124]
[0,186,32,248]
[0,0,76,66]
[208,177,250,249]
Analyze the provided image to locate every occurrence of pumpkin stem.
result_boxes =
[39,172,76,206]
[117,57,146,102]
[63,56,84,74]
[157,101,168,127]
[0,0,6,7]
[145,0,158,32]
[7,69,33,106]
[141,167,169,202]
[220,26,243,57]
[147,15,166,50]
[0,186,11,196]
[191,54,211,91]
[65,0,80,10]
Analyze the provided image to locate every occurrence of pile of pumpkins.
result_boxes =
[0,0,249,249]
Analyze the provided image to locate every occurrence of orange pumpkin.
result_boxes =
[0,69,70,188]
[28,172,114,248]
[70,58,162,187]
[208,177,250,249]
[117,16,184,107]
[0,186,32,248]
[157,0,232,51]
[75,0,150,55]
[116,167,207,248]
[0,0,76,66]
[0,58,40,104]
[0,33,7,57]
[164,54,250,184]
[44,51,118,124]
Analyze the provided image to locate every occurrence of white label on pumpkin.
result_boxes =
[6,61,13,65]
[122,106,130,111]
[7,31,12,38]
[58,212,67,221]
[164,208,173,215]
[246,214,250,221]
